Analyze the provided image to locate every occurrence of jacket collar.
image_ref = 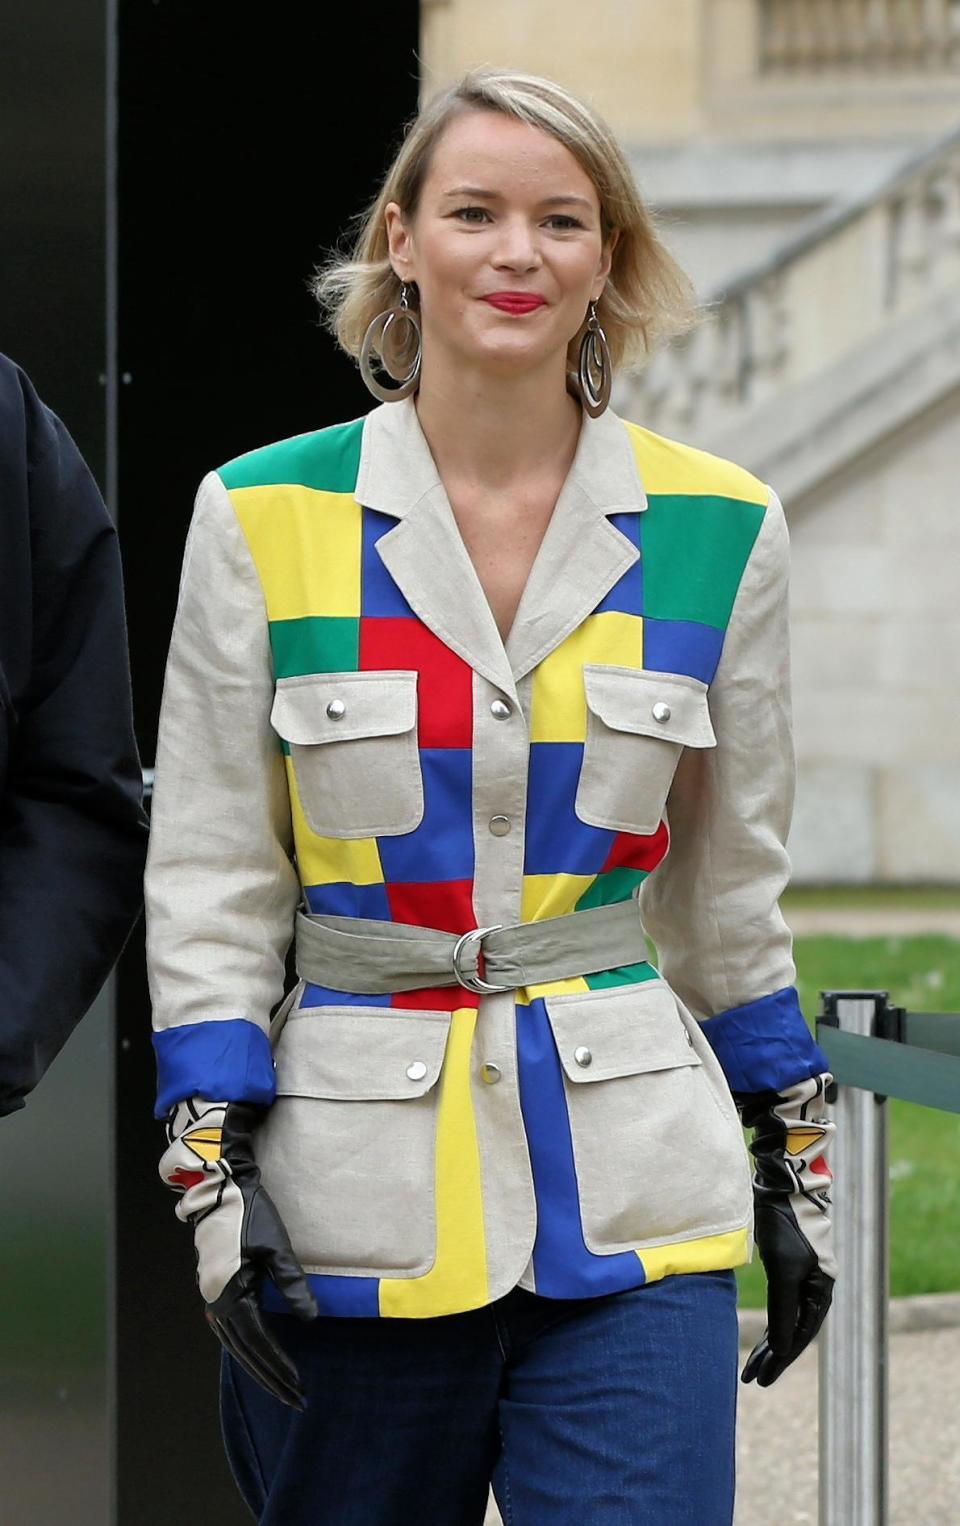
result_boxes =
[354,396,646,697]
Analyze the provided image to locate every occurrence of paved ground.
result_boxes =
[784,906,960,938]
[485,1324,960,1525]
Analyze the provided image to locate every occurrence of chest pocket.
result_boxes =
[574,665,716,836]
[271,670,424,839]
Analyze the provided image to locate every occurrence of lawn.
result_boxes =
[736,929,960,1309]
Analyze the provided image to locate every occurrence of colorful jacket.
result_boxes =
[144,397,829,1319]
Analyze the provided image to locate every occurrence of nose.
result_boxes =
[491,215,541,273]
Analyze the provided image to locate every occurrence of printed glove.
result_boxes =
[733,1072,837,1387]
[160,1096,318,1408]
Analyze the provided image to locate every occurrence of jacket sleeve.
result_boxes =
[144,471,300,1118]
[0,402,148,1117]
[638,484,829,1095]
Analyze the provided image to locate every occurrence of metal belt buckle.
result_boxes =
[451,924,512,994]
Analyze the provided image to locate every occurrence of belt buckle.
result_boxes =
[451,925,511,994]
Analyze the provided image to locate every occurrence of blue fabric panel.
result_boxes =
[377,747,474,884]
[516,997,647,1298]
[361,507,416,618]
[153,1019,276,1118]
[524,742,614,877]
[262,1274,381,1318]
[299,983,393,1009]
[304,880,393,920]
[641,617,725,685]
[700,986,831,1093]
[595,512,643,616]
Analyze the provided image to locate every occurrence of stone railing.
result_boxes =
[758,0,960,74]
[628,120,960,440]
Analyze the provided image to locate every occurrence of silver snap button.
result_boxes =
[489,815,511,837]
[490,698,512,721]
[480,1062,502,1085]
[326,699,346,720]
[406,1060,428,1082]
[574,1046,593,1067]
[652,701,671,723]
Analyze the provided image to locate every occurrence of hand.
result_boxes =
[740,1190,834,1386]
[734,1073,837,1388]
[160,1097,318,1408]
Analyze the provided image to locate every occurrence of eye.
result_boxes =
[453,205,491,223]
[545,214,585,231]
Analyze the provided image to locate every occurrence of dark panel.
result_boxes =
[0,5,109,1524]
[112,4,420,1518]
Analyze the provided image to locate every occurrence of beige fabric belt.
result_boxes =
[294,898,648,996]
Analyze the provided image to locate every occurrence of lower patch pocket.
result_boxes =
[254,1006,452,1277]
[543,980,752,1253]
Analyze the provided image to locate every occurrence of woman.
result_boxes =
[145,67,838,1526]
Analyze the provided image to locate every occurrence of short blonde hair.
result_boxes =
[313,66,698,376]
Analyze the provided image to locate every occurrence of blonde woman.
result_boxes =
[146,66,837,1526]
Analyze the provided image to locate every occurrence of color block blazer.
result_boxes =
[144,397,829,1319]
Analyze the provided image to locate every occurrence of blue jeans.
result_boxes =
[220,1269,739,1525]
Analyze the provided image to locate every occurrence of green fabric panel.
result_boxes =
[585,960,659,991]
[219,416,365,492]
[270,617,360,678]
[576,867,648,909]
[642,493,766,629]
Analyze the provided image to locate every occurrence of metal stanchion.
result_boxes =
[818,993,889,1526]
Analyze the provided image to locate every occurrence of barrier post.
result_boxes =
[817,993,889,1526]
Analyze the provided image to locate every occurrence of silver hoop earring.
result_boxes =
[577,301,611,418]
[359,282,422,402]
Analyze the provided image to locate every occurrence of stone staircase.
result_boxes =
[625,118,960,502]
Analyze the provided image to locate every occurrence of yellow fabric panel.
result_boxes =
[379,1007,489,1317]
[636,1226,752,1283]
[285,757,385,887]
[229,484,363,621]
[521,872,595,924]
[625,422,767,504]
[529,611,644,742]
[520,973,591,1003]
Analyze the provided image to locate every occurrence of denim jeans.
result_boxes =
[220,1268,739,1525]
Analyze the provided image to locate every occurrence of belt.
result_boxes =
[294,898,648,996]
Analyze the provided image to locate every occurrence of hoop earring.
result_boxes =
[576,301,612,418]
[359,282,422,402]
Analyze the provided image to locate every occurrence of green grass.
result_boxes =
[736,931,960,1309]
[782,884,960,911]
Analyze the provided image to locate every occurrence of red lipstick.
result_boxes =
[482,292,548,315]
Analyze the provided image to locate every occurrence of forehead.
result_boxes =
[423,109,599,205]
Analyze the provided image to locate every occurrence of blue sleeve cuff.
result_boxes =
[153,1019,276,1118]
[699,986,830,1094]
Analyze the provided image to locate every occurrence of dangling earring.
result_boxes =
[359,281,422,402]
[576,300,612,417]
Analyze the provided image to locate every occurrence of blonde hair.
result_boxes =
[313,66,698,377]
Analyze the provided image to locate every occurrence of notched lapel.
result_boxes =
[374,489,521,702]
[355,398,647,693]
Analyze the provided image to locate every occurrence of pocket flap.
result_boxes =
[583,665,716,748]
[271,670,418,746]
[273,1008,452,1099]
[544,980,702,1083]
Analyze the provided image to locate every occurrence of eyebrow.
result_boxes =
[441,186,594,210]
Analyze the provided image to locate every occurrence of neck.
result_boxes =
[413,348,583,489]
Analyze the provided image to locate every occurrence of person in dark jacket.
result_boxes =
[0,353,148,1117]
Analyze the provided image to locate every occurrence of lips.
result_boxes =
[482,293,547,315]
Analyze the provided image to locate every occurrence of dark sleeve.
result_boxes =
[0,397,149,1116]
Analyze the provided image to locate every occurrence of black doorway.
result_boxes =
[112,5,420,1518]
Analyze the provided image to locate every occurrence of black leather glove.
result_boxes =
[733,1072,837,1388]
[160,1096,318,1409]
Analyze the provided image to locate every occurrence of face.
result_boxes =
[385,109,615,378]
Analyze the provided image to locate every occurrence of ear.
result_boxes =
[385,202,415,282]
[592,227,619,300]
